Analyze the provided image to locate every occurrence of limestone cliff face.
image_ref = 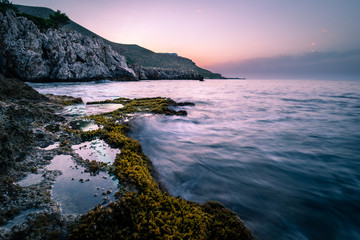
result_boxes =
[0,10,136,82]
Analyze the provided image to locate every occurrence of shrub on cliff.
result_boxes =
[49,10,70,28]
[18,12,56,30]
[0,1,69,30]
[0,0,16,14]
[17,10,70,31]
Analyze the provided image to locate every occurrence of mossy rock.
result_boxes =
[69,96,254,239]
[87,97,192,116]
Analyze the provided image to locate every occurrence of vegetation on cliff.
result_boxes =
[0,0,15,14]
[0,0,69,30]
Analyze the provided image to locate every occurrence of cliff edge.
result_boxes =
[0,10,137,82]
[14,4,224,79]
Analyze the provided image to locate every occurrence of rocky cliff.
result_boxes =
[132,65,204,80]
[0,10,136,82]
[14,4,224,79]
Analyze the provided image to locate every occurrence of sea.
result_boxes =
[29,78,360,240]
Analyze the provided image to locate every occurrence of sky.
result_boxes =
[11,0,360,77]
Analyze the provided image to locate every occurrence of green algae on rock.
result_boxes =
[45,94,83,106]
[87,97,194,116]
[1,77,253,239]
[69,97,254,240]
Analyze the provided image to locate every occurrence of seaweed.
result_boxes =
[45,94,83,106]
[69,97,254,239]
[87,97,189,116]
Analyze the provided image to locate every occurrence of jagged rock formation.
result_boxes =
[15,4,223,79]
[132,65,204,80]
[0,10,136,82]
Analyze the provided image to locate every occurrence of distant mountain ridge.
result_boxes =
[15,4,223,79]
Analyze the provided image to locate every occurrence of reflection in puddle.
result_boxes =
[47,155,118,214]
[41,142,59,150]
[81,122,100,131]
[84,103,124,115]
[64,103,123,117]
[69,119,100,131]
[17,174,43,187]
[3,208,43,230]
[72,139,120,164]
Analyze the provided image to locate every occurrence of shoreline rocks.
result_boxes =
[0,74,253,239]
[0,74,80,239]
[132,65,204,81]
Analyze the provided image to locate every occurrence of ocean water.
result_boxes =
[29,79,360,240]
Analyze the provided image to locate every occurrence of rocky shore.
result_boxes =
[132,65,204,81]
[0,74,254,239]
[0,73,81,238]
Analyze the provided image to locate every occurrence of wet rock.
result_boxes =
[45,124,60,133]
[44,155,53,161]
[0,72,119,238]
[45,94,83,106]
[1,211,77,240]
[0,74,61,173]
[176,101,196,106]
[102,197,109,204]
[175,110,187,116]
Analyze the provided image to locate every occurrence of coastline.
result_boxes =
[0,74,254,239]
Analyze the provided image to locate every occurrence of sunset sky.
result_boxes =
[12,0,360,77]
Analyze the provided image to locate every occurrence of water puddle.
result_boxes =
[69,119,100,131]
[2,209,43,230]
[46,155,118,214]
[81,122,100,131]
[64,103,123,117]
[84,103,124,115]
[17,174,43,187]
[72,139,120,164]
[41,142,59,150]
